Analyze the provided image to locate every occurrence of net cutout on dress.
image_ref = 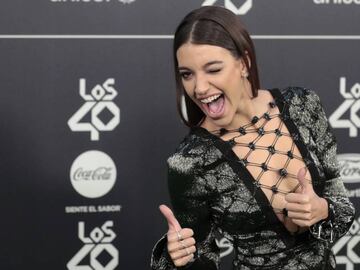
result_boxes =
[211,100,313,222]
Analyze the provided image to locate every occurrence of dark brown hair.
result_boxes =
[173,6,260,127]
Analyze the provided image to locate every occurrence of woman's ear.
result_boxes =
[238,56,249,78]
[244,50,251,68]
[239,51,251,78]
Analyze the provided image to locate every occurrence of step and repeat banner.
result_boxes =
[0,0,359,269]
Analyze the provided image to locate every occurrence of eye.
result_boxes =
[208,68,221,74]
[179,71,192,80]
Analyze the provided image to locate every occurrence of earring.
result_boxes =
[242,72,249,78]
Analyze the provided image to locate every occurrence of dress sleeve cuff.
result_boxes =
[309,198,336,243]
[150,234,176,270]
[324,198,335,222]
[151,234,198,270]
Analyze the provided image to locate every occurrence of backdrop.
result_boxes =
[0,0,359,269]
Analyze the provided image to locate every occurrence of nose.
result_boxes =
[194,74,210,97]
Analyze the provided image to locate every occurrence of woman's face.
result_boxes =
[176,43,252,129]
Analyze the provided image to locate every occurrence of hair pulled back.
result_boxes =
[173,6,260,127]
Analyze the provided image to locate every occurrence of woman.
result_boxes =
[151,6,355,270]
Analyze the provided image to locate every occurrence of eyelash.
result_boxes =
[180,72,192,80]
[208,69,221,73]
[179,69,221,80]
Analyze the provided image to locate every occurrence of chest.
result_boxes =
[215,112,314,233]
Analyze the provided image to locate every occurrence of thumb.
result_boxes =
[296,167,311,194]
[159,204,182,232]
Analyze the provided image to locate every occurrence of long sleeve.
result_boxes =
[306,90,355,243]
[151,152,220,270]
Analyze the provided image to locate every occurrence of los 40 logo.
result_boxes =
[68,78,120,141]
[202,0,253,15]
[67,221,119,270]
[329,77,360,137]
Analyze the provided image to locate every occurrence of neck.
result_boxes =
[231,98,259,128]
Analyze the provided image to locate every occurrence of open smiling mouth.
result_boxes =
[200,94,225,118]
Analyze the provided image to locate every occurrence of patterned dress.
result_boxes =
[151,87,355,270]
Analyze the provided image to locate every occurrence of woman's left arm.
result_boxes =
[284,88,355,242]
[306,90,355,243]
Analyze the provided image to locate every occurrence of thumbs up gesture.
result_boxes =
[159,204,197,267]
[284,167,328,227]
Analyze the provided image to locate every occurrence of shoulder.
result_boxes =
[166,132,215,195]
[167,129,222,175]
[279,86,321,104]
[278,86,324,116]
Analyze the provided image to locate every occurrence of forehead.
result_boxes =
[176,43,235,67]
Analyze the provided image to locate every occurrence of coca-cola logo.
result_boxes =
[338,153,360,183]
[70,150,117,198]
[73,167,113,181]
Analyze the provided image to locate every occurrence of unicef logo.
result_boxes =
[202,0,253,15]
[314,0,360,4]
[70,150,117,198]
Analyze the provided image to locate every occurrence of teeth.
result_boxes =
[200,94,221,104]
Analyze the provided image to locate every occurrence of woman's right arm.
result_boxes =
[151,161,220,270]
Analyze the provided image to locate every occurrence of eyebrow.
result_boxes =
[178,60,223,71]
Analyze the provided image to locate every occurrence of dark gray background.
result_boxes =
[0,1,359,35]
[0,0,359,269]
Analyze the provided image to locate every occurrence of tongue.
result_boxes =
[208,96,224,114]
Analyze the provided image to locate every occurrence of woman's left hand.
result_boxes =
[284,167,328,227]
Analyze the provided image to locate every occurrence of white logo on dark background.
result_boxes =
[338,154,360,184]
[67,221,118,270]
[333,217,360,269]
[314,0,360,4]
[329,77,360,137]
[68,78,120,141]
[51,0,135,3]
[70,150,117,198]
[202,0,253,15]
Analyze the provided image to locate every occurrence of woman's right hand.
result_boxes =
[159,204,197,267]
